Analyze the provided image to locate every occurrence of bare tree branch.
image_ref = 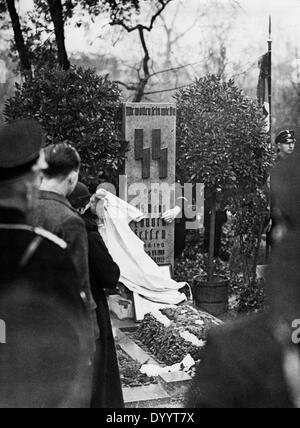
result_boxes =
[114,80,137,91]
[150,61,204,78]
[110,1,174,102]
[144,84,188,96]
[139,27,150,77]
[171,17,199,45]
[110,0,173,33]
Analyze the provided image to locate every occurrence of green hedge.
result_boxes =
[4,66,127,189]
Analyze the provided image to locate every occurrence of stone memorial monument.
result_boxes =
[123,103,177,269]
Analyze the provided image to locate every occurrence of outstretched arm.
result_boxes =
[162,206,182,224]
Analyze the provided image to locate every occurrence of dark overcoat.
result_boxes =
[0,208,92,408]
[186,314,294,409]
[82,210,124,409]
[30,191,98,337]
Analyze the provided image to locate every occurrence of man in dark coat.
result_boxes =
[30,143,98,343]
[0,120,92,407]
[266,129,297,255]
[186,154,300,409]
[70,183,124,409]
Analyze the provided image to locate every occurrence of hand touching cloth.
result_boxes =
[162,206,182,224]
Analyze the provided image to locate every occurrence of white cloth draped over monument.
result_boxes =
[96,191,187,305]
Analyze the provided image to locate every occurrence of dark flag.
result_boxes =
[257,52,271,133]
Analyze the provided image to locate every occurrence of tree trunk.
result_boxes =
[133,79,149,102]
[252,210,266,282]
[133,27,150,102]
[5,0,32,78]
[208,193,217,283]
[47,0,70,70]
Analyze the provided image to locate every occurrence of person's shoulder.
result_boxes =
[39,192,83,226]
[211,313,267,338]
[0,224,67,252]
[61,211,85,230]
[34,227,67,250]
[38,192,75,215]
[208,313,276,358]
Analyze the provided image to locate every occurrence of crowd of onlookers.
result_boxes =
[0,119,123,408]
[0,118,300,408]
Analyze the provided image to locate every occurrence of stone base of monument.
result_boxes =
[108,295,134,320]
[159,371,192,396]
[123,384,172,408]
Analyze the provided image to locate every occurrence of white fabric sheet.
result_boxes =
[96,191,187,305]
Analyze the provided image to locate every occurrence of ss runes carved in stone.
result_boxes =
[152,129,168,179]
[135,129,150,179]
[134,129,168,180]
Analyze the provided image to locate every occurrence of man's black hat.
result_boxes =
[275,129,296,145]
[0,119,44,181]
[69,182,91,210]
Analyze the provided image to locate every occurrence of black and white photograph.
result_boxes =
[0,0,300,412]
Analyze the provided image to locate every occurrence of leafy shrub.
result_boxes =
[220,220,236,261]
[238,278,266,314]
[175,75,274,291]
[174,251,229,284]
[175,75,272,197]
[4,66,127,189]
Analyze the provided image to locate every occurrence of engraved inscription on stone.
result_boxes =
[123,103,177,266]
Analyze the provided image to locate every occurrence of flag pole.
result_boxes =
[266,16,273,264]
[268,15,272,137]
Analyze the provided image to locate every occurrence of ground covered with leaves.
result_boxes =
[116,345,158,388]
[134,305,221,367]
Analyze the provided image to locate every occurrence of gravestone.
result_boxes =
[123,103,177,268]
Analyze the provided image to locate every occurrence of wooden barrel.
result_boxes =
[193,275,229,317]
